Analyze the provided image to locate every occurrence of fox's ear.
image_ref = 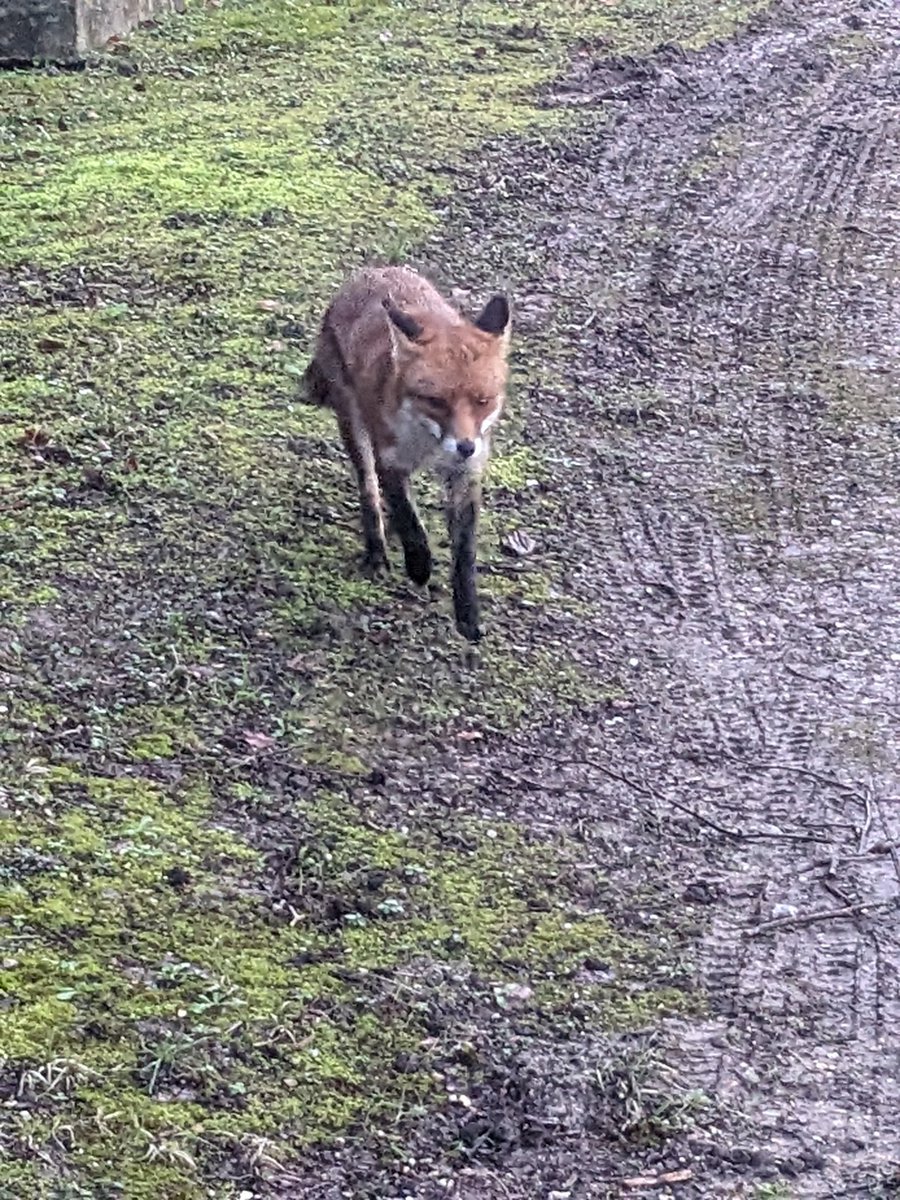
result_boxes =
[474,294,510,337]
[383,298,424,343]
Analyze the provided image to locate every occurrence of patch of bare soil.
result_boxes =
[372,0,900,1194]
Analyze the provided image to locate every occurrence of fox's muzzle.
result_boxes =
[441,434,482,462]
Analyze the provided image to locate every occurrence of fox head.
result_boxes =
[383,292,511,467]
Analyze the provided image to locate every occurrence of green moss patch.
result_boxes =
[0,766,697,1195]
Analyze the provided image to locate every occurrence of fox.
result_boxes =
[301,265,511,643]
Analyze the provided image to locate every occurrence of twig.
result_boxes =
[746,899,895,938]
[635,571,686,609]
[800,842,900,873]
[820,876,853,907]
[491,762,740,839]
[857,785,874,854]
[783,663,834,685]
[741,759,868,802]
[871,790,900,887]
[742,759,881,852]
[492,757,829,844]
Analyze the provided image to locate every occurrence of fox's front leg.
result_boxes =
[379,466,433,586]
[336,410,388,575]
[446,470,482,643]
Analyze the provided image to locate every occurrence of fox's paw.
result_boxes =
[404,544,433,587]
[455,612,483,644]
[361,546,390,578]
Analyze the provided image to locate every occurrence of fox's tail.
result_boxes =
[300,357,330,407]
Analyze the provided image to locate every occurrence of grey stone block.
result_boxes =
[0,0,182,63]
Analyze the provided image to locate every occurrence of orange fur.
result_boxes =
[302,265,511,642]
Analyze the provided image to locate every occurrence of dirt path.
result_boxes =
[396,0,900,1193]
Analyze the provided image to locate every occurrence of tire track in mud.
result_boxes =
[574,2,900,1189]
[565,5,900,1186]
[400,0,900,1194]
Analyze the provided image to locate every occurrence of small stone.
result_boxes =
[749,1149,776,1168]
[779,1157,804,1178]
[771,903,798,919]
[493,982,533,1009]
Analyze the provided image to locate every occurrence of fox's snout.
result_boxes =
[439,431,481,462]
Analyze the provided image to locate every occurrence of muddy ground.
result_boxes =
[2,0,899,1196]
[387,0,900,1194]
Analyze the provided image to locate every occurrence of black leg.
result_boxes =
[446,471,482,642]
[380,468,432,586]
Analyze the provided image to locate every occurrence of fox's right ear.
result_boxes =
[383,298,425,344]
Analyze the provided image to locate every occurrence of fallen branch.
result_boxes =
[746,899,896,938]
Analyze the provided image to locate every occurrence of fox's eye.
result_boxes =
[476,397,492,407]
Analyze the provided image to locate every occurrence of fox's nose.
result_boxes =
[456,439,476,459]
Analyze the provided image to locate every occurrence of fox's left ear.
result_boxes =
[474,294,511,339]
[383,298,425,343]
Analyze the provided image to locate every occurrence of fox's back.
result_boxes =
[329,266,457,326]
[323,267,459,373]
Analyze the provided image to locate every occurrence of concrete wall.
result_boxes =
[0,0,181,62]
[0,1,77,62]
[76,0,182,57]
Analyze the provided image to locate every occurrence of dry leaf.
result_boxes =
[19,427,50,448]
[501,530,537,558]
[622,1168,693,1188]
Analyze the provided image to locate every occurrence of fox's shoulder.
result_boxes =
[319,267,461,382]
